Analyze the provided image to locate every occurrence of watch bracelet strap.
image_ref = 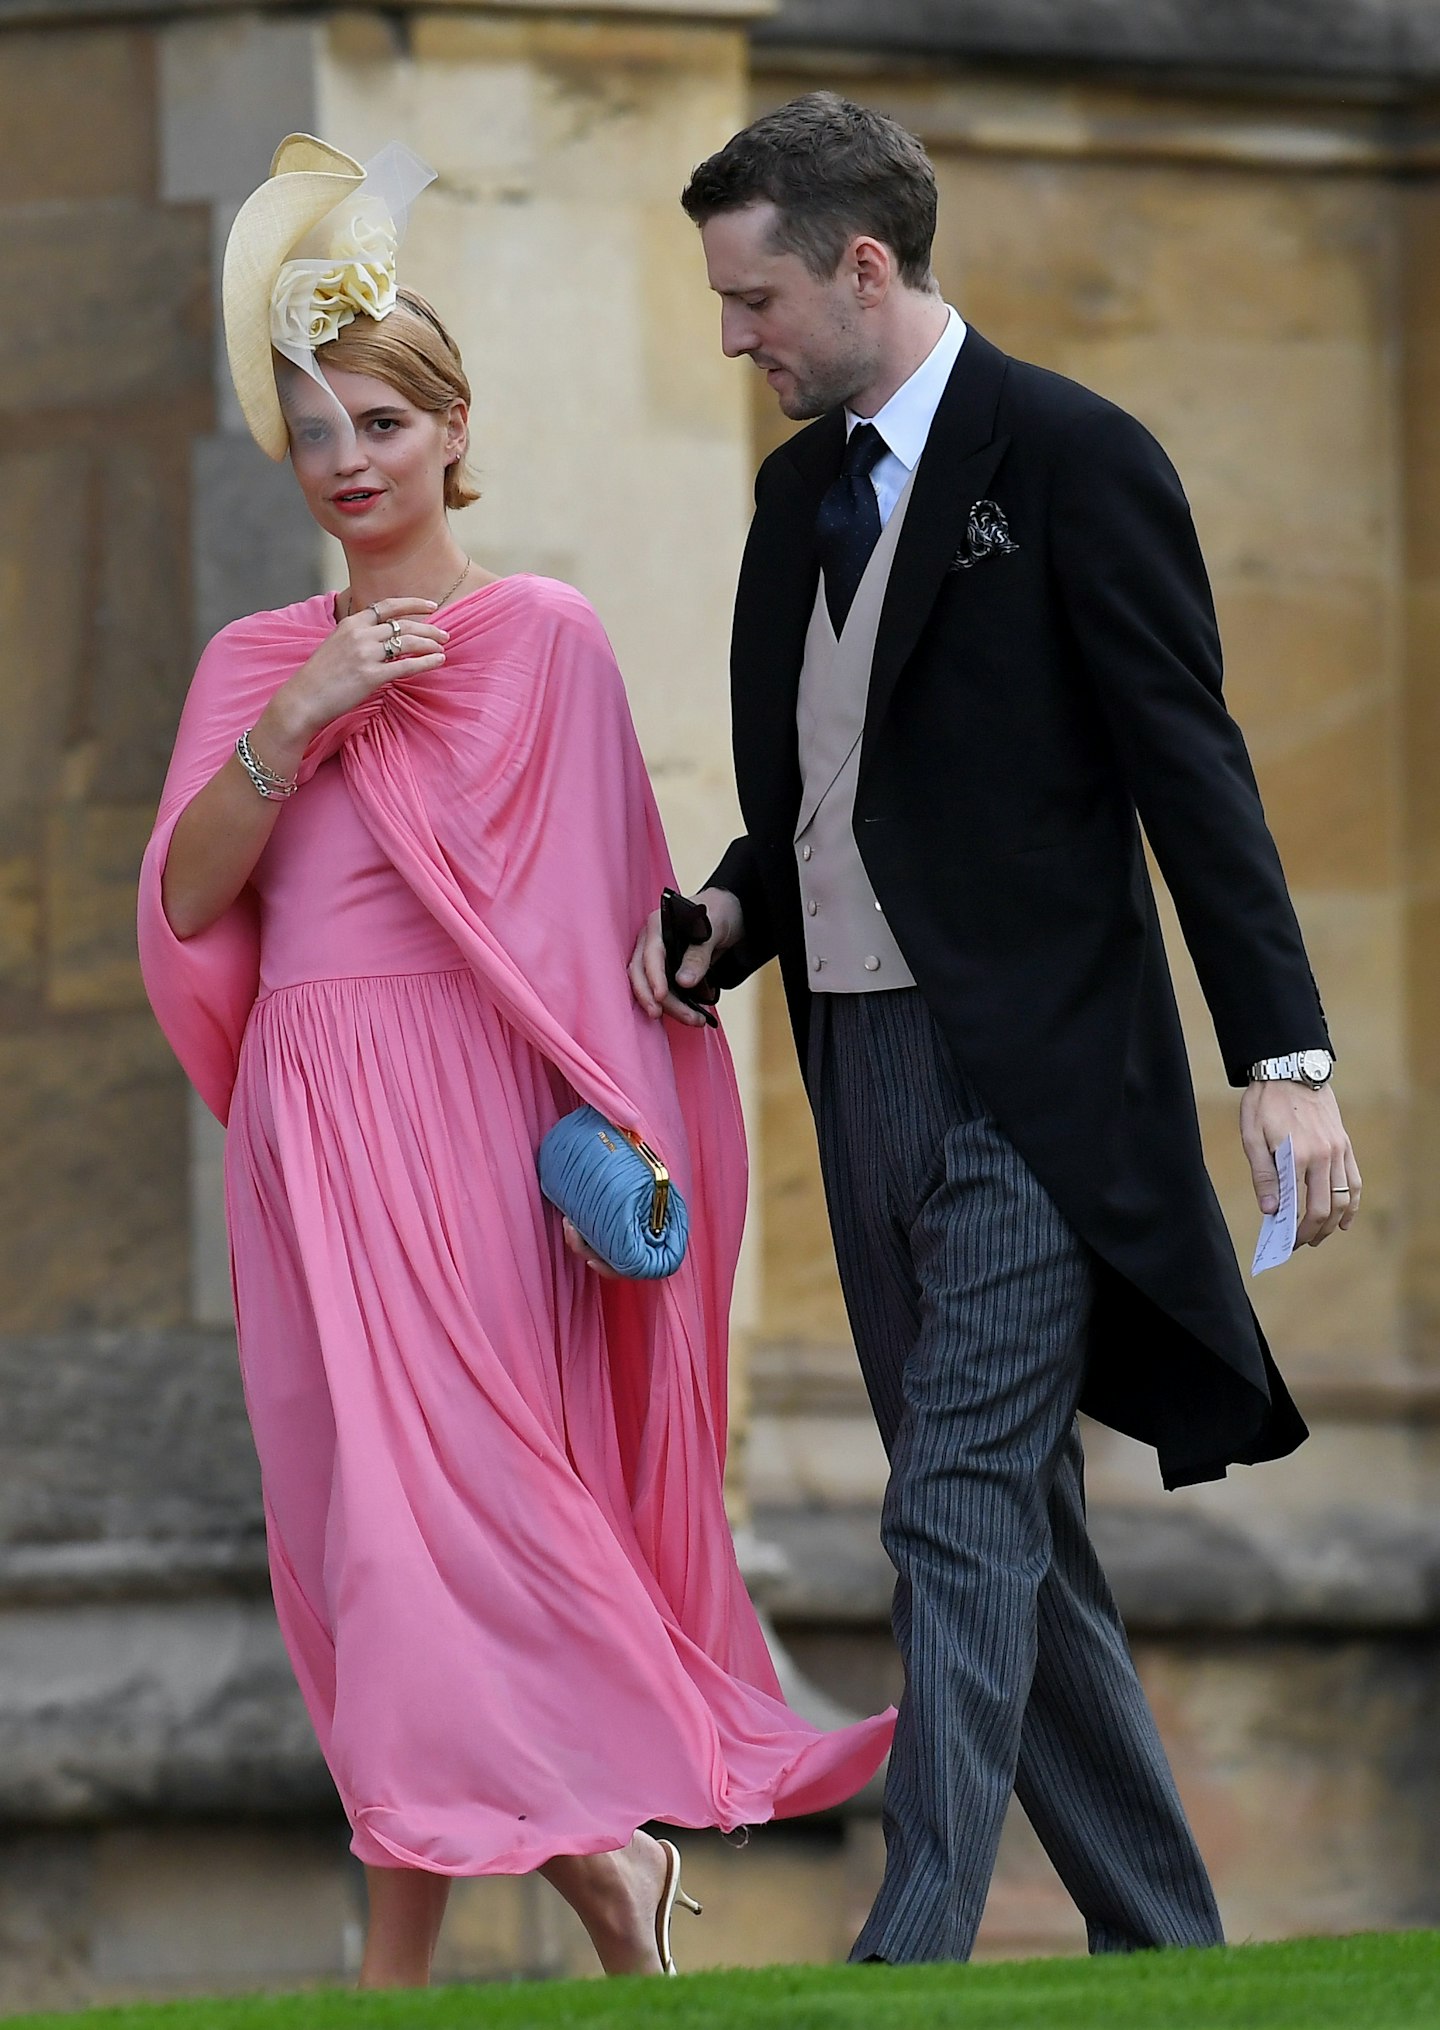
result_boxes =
[1249,1051,1331,1083]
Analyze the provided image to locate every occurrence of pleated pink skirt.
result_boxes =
[226,958,890,1873]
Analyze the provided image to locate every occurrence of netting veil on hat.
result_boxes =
[222,134,437,461]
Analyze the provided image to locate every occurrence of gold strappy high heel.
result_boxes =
[654,1838,702,1976]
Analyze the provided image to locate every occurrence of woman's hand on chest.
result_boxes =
[269,596,451,760]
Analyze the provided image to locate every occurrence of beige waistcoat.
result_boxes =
[796,468,918,993]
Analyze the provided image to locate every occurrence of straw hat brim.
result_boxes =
[222,134,367,461]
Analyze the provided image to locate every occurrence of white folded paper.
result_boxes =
[1251,1135,1298,1277]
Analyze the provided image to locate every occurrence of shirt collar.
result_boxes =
[846,305,967,471]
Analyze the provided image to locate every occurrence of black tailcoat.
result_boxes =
[710,327,1326,1490]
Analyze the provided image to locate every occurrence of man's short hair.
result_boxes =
[681,92,938,291]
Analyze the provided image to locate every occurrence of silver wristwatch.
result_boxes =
[1248,1049,1334,1090]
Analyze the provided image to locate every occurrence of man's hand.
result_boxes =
[629,887,744,1026]
[1240,1081,1361,1246]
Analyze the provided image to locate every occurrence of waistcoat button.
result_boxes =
[863,956,881,973]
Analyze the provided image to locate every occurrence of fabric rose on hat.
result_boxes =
[271,195,399,354]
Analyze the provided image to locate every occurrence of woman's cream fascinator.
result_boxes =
[222,134,436,460]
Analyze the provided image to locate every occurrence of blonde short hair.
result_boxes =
[318,288,479,510]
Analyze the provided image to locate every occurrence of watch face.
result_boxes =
[1299,1050,1332,1084]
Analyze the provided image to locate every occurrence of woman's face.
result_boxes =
[280,362,468,550]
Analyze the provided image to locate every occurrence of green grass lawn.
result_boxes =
[7,1933,1439,2030]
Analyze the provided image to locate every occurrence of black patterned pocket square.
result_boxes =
[950,499,1019,571]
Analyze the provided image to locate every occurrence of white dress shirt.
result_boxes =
[846,306,967,528]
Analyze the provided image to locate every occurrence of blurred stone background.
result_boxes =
[0,0,1437,2010]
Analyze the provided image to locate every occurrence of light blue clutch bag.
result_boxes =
[537,1105,690,1280]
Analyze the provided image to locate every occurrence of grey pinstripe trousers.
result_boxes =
[808,989,1223,1964]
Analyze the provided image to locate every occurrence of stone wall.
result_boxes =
[0,26,200,1344]
[757,0,1440,83]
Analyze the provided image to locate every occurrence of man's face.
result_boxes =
[700,203,879,420]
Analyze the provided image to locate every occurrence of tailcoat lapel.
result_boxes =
[861,329,1012,777]
[733,411,844,831]
[736,330,1011,823]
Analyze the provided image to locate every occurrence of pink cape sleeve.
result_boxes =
[137,622,283,1125]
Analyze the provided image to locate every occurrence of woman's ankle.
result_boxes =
[357,1958,432,1990]
[360,1861,449,1989]
[541,1836,667,1974]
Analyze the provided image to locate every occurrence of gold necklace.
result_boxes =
[341,556,472,621]
[434,556,473,610]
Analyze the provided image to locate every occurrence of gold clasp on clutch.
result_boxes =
[620,1130,671,1237]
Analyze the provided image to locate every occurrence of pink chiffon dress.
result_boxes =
[141,577,893,1876]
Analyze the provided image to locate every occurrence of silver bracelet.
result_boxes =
[236,728,298,801]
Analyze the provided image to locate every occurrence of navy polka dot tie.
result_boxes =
[816,421,887,635]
